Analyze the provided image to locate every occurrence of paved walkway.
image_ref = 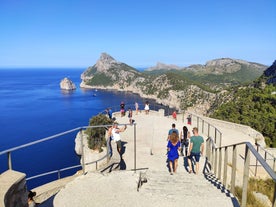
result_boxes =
[47,111,241,207]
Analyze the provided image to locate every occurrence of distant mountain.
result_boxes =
[80,53,269,114]
[187,58,265,74]
[145,62,181,71]
[210,59,276,147]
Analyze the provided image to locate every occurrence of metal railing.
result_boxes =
[256,144,276,174]
[181,111,276,207]
[0,123,136,187]
[186,112,222,147]
[205,138,276,207]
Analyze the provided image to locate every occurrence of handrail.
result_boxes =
[0,123,132,187]
[0,127,82,156]
[206,136,276,207]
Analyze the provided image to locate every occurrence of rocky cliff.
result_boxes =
[60,77,76,90]
[264,60,276,84]
[80,53,268,115]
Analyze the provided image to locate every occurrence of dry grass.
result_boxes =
[234,178,274,207]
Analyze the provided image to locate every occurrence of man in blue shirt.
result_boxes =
[167,123,179,141]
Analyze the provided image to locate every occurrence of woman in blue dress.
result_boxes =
[167,131,181,175]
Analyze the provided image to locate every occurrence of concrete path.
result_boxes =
[50,111,240,207]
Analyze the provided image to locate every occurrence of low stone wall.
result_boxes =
[0,170,28,207]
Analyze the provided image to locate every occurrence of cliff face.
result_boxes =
[80,53,268,114]
[264,60,276,84]
[60,78,76,90]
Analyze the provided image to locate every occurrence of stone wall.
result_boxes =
[0,170,28,207]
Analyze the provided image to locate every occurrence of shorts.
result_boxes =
[116,140,122,149]
[189,152,201,162]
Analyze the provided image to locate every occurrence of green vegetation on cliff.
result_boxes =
[211,83,276,147]
[85,114,113,151]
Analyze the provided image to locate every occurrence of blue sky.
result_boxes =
[0,0,275,68]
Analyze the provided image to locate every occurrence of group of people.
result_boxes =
[106,101,151,124]
[167,123,204,175]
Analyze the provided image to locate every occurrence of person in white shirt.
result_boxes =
[111,122,127,156]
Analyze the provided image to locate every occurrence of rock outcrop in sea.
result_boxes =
[60,77,76,90]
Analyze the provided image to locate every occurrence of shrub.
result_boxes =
[85,114,113,152]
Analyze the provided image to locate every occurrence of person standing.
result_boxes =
[135,102,139,115]
[111,122,127,157]
[144,101,150,114]
[188,127,204,174]
[128,108,133,124]
[187,115,192,125]
[167,123,179,140]
[167,131,181,175]
[172,110,177,120]
[28,191,37,207]
[120,101,125,117]
[108,108,112,119]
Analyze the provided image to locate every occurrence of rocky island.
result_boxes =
[60,77,76,90]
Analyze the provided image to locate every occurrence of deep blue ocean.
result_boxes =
[0,68,160,189]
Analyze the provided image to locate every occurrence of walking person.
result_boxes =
[167,123,179,140]
[180,126,189,156]
[187,127,204,174]
[167,131,181,175]
[111,122,127,157]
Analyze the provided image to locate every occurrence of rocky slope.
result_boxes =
[80,53,268,115]
[264,60,276,84]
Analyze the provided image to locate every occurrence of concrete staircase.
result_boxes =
[36,111,243,206]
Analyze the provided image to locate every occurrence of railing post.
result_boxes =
[223,147,228,187]
[202,120,204,134]
[212,145,215,173]
[7,152,12,170]
[241,145,250,207]
[134,123,137,173]
[219,132,222,147]
[273,158,276,172]
[197,117,199,128]
[208,123,210,137]
[218,148,222,180]
[80,129,86,174]
[206,139,210,161]
[215,129,217,145]
[273,182,276,207]
[255,145,259,176]
[231,145,237,195]
[214,148,218,176]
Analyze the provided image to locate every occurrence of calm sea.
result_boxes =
[0,68,160,189]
